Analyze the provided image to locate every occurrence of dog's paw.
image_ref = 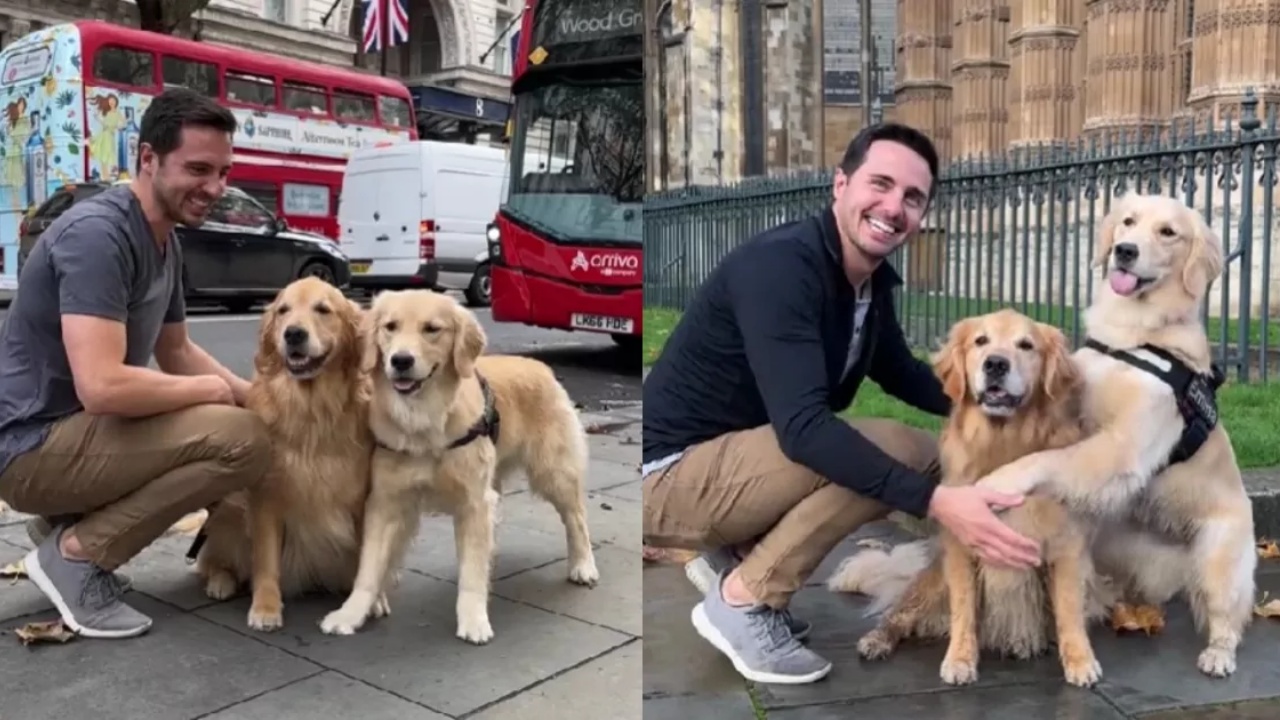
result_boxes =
[247,603,284,633]
[1197,646,1237,677]
[319,608,366,636]
[568,557,600,587]
[203,571,239,601]
[456,612,494,645]
[856,630,897,661]
[939,656,979,686]
[1062,655,1103,688]
[371,594,392,619]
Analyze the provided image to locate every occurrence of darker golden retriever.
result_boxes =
[828,309,1107,687]
[193,277,383,631]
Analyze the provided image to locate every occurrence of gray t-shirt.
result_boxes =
[0,185,185,474]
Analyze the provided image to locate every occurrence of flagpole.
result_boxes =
[378,0,389,76]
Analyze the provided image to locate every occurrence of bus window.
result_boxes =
[162,56,218,97]
[282,182,331,217]
[334,90,376,123]
[283,81,326,115]
[93,46,154,89]
[226,70,276,107]
[379,95,412,128]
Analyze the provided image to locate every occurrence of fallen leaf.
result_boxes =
[1110,602,1166,635]
[1255,595,1280,619]
[166,509,208,536]
[1257,540,1280,559]
[0,558,26,582]
[13,620,76,646]
[855,538,892,551]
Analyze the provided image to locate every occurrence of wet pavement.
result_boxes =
[643,520,1280,720]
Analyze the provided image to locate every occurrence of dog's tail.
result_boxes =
[826,538,936,616]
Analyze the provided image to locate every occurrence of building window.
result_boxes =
[494,11,513,75]
[417,12,442,74]
[264,0,287,23]
[162,56,218,97]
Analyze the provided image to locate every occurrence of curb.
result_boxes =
[1245,468,1280,540]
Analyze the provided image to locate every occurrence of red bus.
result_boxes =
[485,0,643,350]
[0,20,416,286]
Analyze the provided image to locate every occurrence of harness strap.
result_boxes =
[1083,338,1225,468]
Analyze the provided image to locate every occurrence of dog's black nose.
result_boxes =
[283,326,308,346]
[983,355,1010,378]
[389,353,415,372]
[1113,242,1139,266]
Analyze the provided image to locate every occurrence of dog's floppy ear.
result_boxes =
[336,294,365,370]
[1035,322,1079,402]
[1093,194,1129,276]
[358,293,383,378]
[451,303,487,379]
[253,296,284,378]
[1181,208,1225,298]
[932,318,973,406]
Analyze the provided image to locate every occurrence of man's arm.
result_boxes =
[866,297,950,416]
[729,244,938,518]
[153,254,252,405]
[51,219,227,417]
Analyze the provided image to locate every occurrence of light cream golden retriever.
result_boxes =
[193,277,384,631]
[829,309,1106,687]
[317,289,599,644]
[973,193,1254,678]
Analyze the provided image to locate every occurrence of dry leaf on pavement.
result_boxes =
[1257,539,1280,559]
[13,620,77,646]
[1109,602,1166,635]
[1254,593,1280,619]
[0,558,26,582]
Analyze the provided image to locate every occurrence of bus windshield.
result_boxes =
[507,75,642,246]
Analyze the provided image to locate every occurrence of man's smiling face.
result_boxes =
[831,139,933,263]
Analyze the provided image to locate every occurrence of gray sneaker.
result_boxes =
[690,569,832,685]
[22,525,153,639]
[26,516,134,592]
[686,548,812,641]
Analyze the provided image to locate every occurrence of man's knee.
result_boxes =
[186,405,272,491]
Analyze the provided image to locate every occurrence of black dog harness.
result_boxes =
[1083,338,1225,468]
[185,374,501,563]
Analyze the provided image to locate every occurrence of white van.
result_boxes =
[337,140,508,306]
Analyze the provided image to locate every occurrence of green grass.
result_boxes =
[643,307,1280,469]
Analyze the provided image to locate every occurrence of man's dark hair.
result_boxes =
[838,122,940,193]
[137,87,238,170]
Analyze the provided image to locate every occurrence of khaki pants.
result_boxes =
[643,418,940,608]
[0,405,271,571]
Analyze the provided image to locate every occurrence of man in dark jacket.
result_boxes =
[642,123,1042,685]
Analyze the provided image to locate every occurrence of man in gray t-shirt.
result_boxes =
[0,88,271,639]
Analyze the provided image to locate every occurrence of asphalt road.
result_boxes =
[0,297,643,413]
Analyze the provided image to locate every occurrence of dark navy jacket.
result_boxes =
[642,206,951,518]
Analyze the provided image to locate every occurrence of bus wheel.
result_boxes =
[611,333,640,354]
[465,263,492,307]
[301,261,335,285]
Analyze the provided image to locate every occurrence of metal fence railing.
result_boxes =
[644,89,1280,384]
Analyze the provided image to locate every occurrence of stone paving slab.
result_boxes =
[0,417,642,720]
[643,521,1280,719]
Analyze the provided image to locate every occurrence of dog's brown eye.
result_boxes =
[423,323,441,334]
[1122,217,1135,226]
[1017,339,1034,351]
[383,321,398,332]
[276,304,290,315]
[314,303,331,314]
[974,335,989,347]
[1159,226,1176,237]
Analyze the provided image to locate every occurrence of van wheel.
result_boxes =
[611,333,640,353]
[465,264,492,307]
[300,261,335,285]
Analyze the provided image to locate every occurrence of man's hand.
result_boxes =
[928,485,1042,570]
[195,375,236,406]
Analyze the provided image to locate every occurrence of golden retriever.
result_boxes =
[316,289,599,644]
[193,277,384,631]
[972,193,1254,677]
[829,309,1105,687]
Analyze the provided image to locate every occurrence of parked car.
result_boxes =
[17,182,352,312]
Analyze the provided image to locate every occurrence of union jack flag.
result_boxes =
[361,0,410,54]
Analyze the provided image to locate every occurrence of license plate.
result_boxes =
[570,313,634,334]
[350,261,371,274]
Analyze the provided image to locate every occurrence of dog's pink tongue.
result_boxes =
[1109,270,1139,296]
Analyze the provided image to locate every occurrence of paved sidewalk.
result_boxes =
[0,407,642,720]
[643,519,1280,720]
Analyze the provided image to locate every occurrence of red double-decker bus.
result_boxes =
[486,0,643,350]
[0,19,416,286]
